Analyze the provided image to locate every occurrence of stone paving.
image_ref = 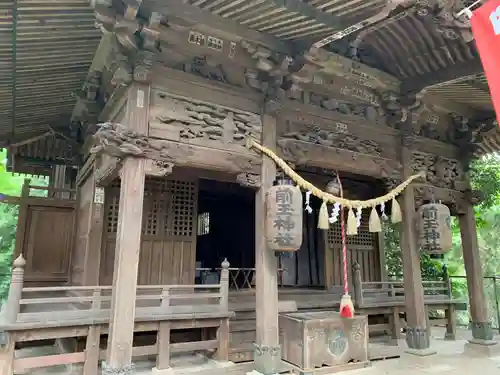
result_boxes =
[19,327,500,375]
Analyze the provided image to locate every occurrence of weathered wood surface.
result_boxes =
[8,181,76,287]
[0,260,233,374]
[91,122,261,176]
[279,311,369,370]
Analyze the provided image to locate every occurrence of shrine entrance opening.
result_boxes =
[196,179,255,289]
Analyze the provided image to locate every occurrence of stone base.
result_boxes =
[253,344,281,375]
[464,340,500,358]
[403,348,437,357]
[246,370,279,375]
[101,361,135,375]
[151,367,175,375]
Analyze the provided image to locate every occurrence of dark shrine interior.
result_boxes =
[196,179,256,272]
[195,178,326,289]
[194,171,388,289]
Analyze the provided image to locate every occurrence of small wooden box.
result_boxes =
[279,311,369,371]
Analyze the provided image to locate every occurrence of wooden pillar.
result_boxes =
[104,82,150,373]
[459,203,495,343]
[82,175,105,285]
[377,232,387,281]
[51,165,67,198]
[254,113,280,375]
[399,144,433,354]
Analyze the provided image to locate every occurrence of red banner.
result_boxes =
[472,0,500,122]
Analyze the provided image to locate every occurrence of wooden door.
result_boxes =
[325,210,381,289]
[22,205,75,285]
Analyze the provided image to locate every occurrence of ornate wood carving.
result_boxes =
[414,0,473,43]
[149,91,262,153]
[276,118,401,179]
[293,47,400,90]
[281,121,382,157]
[144,159,174,177]
[410,151,466,191]
[90,122,261,175]
[236,172,261,188]
[182,56,231,85]
[413,185,465,212]
[241,40,396,116]
[446,115,497,157]
[93,0,162,52]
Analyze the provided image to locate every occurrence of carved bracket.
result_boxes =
[236,172,261,188]
[144,159,174,177]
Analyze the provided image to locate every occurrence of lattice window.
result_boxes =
[168,180,196,237]
[327,209,376,247]
[197,212,210,235]
[143,200,159,235]
[105,177,196,238]
[106,195,120,233]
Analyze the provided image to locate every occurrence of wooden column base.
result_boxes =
[253,343,282,375]
[102,361,135,374]
[405,327,431,351]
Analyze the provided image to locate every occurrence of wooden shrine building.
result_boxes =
[0,0,499,374]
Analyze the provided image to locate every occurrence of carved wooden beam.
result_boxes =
[143,0,292,53]
[413,183,470,215]
[292,47,400,91]
[277,139,401,179]
[91,122,261,176]
[400,59,484,95]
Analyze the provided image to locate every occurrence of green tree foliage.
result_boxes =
[0,150,24,301]
[0,149,48,302]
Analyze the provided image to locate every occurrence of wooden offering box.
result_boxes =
[279,311,369,373]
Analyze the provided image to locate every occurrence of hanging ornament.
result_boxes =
[417,202,452,254]
[355,207,362,228]
[305,191,313,214]
[266,182,303,251]
[329,202,341,224]
[380,202,388,221]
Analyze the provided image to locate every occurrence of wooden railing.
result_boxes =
[352,262,453,308]
[0,179,77,204]
[0,256,233,375]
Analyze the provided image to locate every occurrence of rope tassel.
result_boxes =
[369,207,382,233]
[318,201,330,229]
[346,208,357,235]
[391,197,402,223]
[340,294,354,318]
